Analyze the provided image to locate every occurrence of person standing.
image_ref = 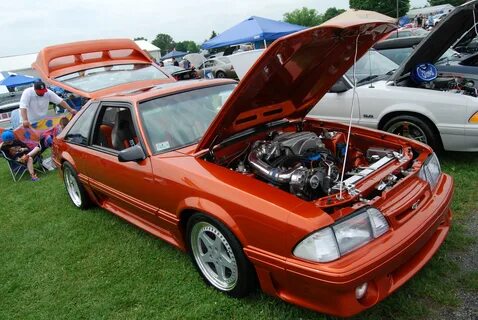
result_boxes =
[416,14,423,28]
[172,57,179,67]
[19,81,77,128]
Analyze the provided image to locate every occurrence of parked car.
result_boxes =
[160,65,199,81]
[383,27,428,40]
[310,3,478,152]
[196,57,237,79]
[0,101,19,128]
[34,12,454,318]
[432,12,447,26]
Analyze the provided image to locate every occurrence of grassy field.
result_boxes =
[0,152,476,320]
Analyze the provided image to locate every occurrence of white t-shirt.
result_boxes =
[19,87,63,124]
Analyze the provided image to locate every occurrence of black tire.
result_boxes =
[382,115,442,151]
[186,213,256,297]
[62,161,90,209]
[215,71,226,78]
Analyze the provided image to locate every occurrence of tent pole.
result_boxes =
[263,39,267,48]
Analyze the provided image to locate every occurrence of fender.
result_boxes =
[177,197,248,247]
[377,103,439,127]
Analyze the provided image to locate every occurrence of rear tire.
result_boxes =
[186,213,256,297]
[382,115,442,151]
[215,71,226,78]
[63,161,90,209]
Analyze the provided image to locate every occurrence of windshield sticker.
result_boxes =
[155,141,170,151]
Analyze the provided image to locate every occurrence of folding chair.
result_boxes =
[0,148,46,182]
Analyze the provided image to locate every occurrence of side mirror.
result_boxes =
[118,144,146,162]
[329,79,350,93]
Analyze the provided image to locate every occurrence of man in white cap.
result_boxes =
[19,81,77,128]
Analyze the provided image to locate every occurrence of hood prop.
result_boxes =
[338,33,361,200]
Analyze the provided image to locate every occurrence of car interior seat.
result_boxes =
[98,124,113,148]
[111,109,138,151]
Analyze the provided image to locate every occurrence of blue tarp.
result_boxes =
[201,16,306,50]
[0,74,39,88]
[160,50,187,61]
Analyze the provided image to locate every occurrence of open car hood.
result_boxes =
[32,39,173,99]
[391,0,478,81]
[196,10,396,152]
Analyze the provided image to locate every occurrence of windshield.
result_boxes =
[55,64,169,92]
[139,84,236,153]
[345,50,398,83]
[379,47,460,65]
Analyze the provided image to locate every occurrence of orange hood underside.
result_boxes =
[196,10,396,152]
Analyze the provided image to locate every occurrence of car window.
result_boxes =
[161,66,184,74]
[398,31,412,38]
[345,50,398,83]
[64,103,98,145]
[378,47,413,65]
[139,84,236,154]
[412,29,428,36]
[55,64,168,93]
[92,105,138,151]
[218,57,230,64]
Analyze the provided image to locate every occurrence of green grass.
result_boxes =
[0,152,477,320]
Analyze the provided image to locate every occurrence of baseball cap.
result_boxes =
[1,130,15,142]
[34,81,48,94]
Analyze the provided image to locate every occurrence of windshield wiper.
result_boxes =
[356,75,379,84]
[386,69,396,75]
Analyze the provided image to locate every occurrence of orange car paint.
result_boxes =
[40,12,454,317]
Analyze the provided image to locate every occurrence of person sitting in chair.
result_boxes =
[0,130,42,181]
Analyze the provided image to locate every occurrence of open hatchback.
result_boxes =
[36,10,454,317]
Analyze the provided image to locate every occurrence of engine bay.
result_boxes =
[209,122,417,204]
[414,75,478,97]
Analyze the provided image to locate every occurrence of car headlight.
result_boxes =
[418,153,441,190]
[293,207,390,263]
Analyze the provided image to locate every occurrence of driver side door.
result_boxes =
[86,102,160,226]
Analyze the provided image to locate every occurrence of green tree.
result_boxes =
[152,33,175,53]
[428,0,467,6]
[133,36,147,41]
[349,0,410,18]
[322,7,346,22]
[210,31,218,39]
[175,41,200,53]
[283,7,323,27]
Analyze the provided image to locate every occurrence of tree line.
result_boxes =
[136,0,468,55]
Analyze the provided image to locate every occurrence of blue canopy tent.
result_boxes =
[0,73,39,89]
[201,16,306,50]
[160,50,187,61]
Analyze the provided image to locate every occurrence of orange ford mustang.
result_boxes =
[34,11,454,317]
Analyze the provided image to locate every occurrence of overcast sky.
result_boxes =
[0,0,429,57]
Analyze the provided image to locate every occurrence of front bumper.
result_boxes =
[247,173,454,317]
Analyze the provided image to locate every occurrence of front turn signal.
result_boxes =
[469,111,478,123]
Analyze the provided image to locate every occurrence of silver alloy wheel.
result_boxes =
[64,167,82,207]
[387,121,428,144]
[190,221,238,291]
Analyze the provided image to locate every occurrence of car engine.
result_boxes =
[244,131,341,200]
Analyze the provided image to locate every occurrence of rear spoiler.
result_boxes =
[32,39,153,79]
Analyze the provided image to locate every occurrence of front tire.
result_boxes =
[187,213,255,297]
[63,161,90,209]
[382,115,441,151]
